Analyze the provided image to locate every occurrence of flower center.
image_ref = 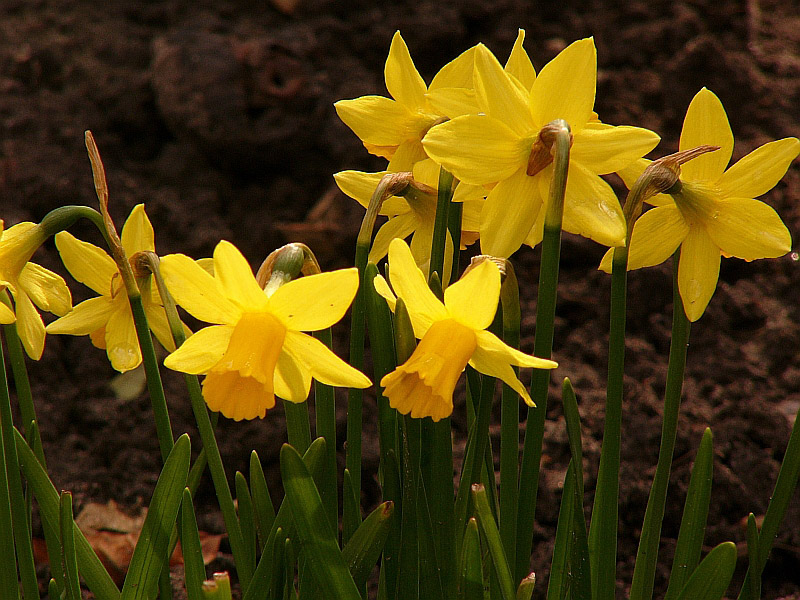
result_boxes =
[202,311,287,420]
[671,181,721,226]
[381,319,477,422]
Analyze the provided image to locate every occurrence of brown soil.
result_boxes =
[3,0,800,598]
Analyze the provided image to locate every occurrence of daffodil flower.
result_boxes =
[600,87,799,321]
[423,38,661,258]
[335,31,480,172]
[0,219,72,359]
[47,204,178,372]
[334,158,484,272]
[160,240,371,421]
[374,238,557,421]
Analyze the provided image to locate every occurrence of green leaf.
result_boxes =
[569,461,592,600]
[546,462,575,600]
[516,574,536,600]
[342,469,362,547]
[343,501,394,589]
[249,450,275,552]
[675,542,737,600]
[664,428,713,600]
[745,514,761,600]
[181,489,206,600]
[561,379,584,498]
[60,492,82,600]
[242,439,327,600]
[235,471,256,567]
[280,444,361,600]
[472,484,515,600]
[15,427,120,600]
[121,433,190,600]
[457,518,483,600]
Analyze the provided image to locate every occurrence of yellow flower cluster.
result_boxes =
[1,30,796,424]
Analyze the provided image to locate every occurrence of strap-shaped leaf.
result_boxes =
[472,484,515,600]
[546,461,575,600]
[15,427,120,600]
[280,444,361,599]
[569,460,592,600]
[342,469,361,546]
[242,439,326,600]
[121,433,191,600]
[235,471,256,568]
[457,518,483,600]
[675,542,737,600]
[250,450,275,552]
[60,492,81,600]
[181,489,206,600]
[665,428,713,600]
[343,501,394,588]
[745,514,761,600]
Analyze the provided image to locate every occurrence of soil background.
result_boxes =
[2,0,800,598]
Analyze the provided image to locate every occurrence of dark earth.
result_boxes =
[2,0,800,597]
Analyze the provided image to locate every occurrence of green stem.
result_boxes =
[515,120,570,584]
[314,327,338,536]
[429,167,455,282]
[499,262,521,569]
[629,253,690,599]
[2,322,42,456]
[447,200,463,284]
[0,330,39,599]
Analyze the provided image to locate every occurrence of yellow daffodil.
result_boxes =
[375,238,557,421]
[160,240,371,421]
[0,218,71,359]
[423,38,661,258]
[334,158,485,271]
[335,31,480,171]
[47,204,177,372]
[600,88,799,321]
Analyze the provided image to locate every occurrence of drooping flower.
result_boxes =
[600,87,799,321]
[334,158,485,273]
[335,31,480,172]
[423,38,661,258]
[47,204,178,372]
[0,218,72,358]
[160,240,371,421]
[375,238,557,421]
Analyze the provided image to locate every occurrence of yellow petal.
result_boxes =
[268,268,359,332]
[335,96,424,146]
[387,139,427,172]
[369,212,419,264]
[0,301,14,325]
[372,273,397,311]
[423,115,530,186]
[18,263,71,316]
[705,198,791,260]
[430,45,476,90]
[474,44,534,136]
[677,227,720,322]
[479,167,542,258]
[385,32,427,109]
[334,170,408,215]
[425,88,478,119]
[523,205,546,249]
[599,205,688,272]
[46,296,114,335]
[718,137,800,199]
[213,241,269,312]
[504,29,536,90]
[471,329,558,405]
[283,330,372,389]
[387,238,447,336]
[13,290,46,359]
[571,124,660,175]
[120,204,155,256]
[160,253,240,324]
[55,231,116,296]
[560,162,627,247]
[274,348,312,403]
[530,38,596,133]
[105,301,140,372]
[164,325,233,374]
[444,259,500,330]
[679,88,734,183]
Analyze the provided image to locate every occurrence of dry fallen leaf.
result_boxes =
[34,498,223,586]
